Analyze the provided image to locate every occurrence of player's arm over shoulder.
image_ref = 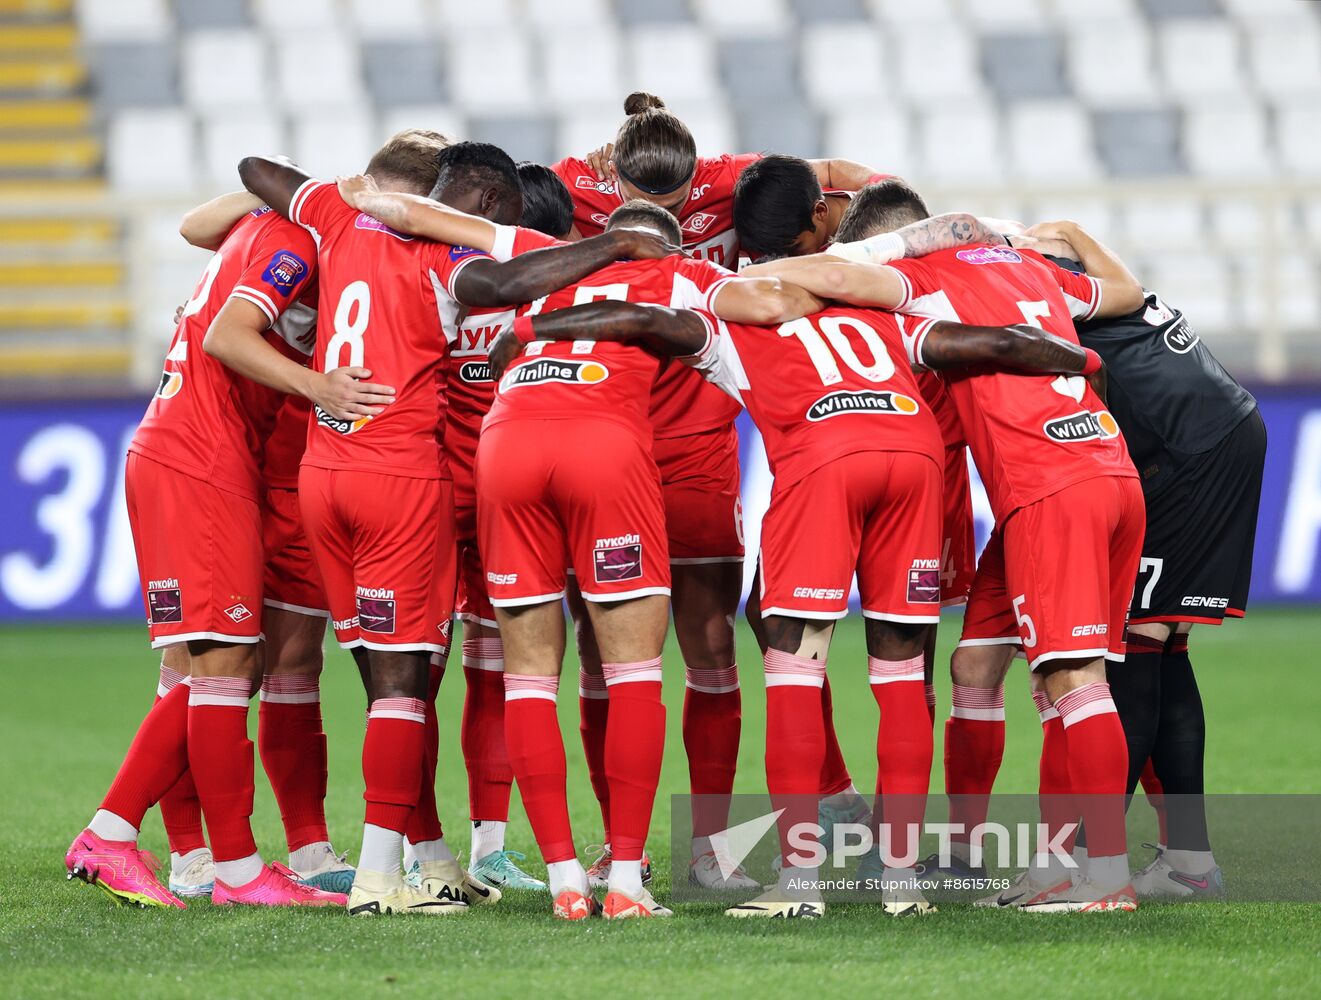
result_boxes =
[237,156,315,221]
[1023,220,1144,319]
[741,254,911,310]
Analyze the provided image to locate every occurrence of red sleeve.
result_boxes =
[230,216,318,326]
[672,257,737,310]
[513,227,563,254]
[885,256,943,309]
[1021,249,1104,321]
[728,152,763,178]
[428,242,496,298]
[287,179,349,238]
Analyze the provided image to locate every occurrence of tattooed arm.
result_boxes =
[488,302,705,380]
[921,321,1099,376]
[819,212,1010,266]
[736,256,909,310]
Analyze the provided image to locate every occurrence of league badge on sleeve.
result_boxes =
[261,250,309,296]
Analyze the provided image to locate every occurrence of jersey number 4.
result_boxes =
[778,314,895,385]
[325,281,370,368]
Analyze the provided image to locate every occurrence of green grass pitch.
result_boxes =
[2,611,1319,998]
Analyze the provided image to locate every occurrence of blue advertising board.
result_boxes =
[1,389,1319,622]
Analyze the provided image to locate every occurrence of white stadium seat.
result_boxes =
[447,32,538,113]
[180,30,268,111]
[433,0,519,32]
[823,106,915,180]
[524,0,613,31]
[800,25,890,106]
[200,111,285,189]
[625,26,720,104]
[377,105,465,145]
[695,0,790,36]
[348,0,431,39]
[1247,22,1321,101]
[958,0,1051,31]
[1067,21,1160,104]
[1005,101,1100,181]
[542,28,626,110]
[656,98,737,155]
[1144,253,1235,333]
[292,111,376,179]
[868,0,960,27]
[892,23,984,107]
[1238,253,1318,332]
[1277,104,1321,176]
[107,109,195,194]
[1159,20,1245,102]
[253,0,337,32]
[555,106,629,161]
[917,102,1005,183]
[1183,102,1274,180]
[1023,196,1115,241]
[1118,196,1205,250]
[1208,198,1292,251]
[77,0,171,41]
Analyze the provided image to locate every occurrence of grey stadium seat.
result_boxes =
[613,0,692,26]
[982,33,1069,102]
[362,42,448,106]
[735,102,821,158]
[89,42,179,109]
[1094,108,1185,176]
[468,115,556,164]
[788,0,868,22]
[173,0,250,30]
[719,36,803,106]
[1139,0,1221,21]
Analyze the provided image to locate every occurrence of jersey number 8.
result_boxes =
[325,280,371,369]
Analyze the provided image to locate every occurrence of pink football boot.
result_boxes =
[213,862,348,907]
[65,829,185,909]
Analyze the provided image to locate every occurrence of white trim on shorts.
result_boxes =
[150,631,262,649]
[861,609,942,624]
[489,591,567,608]
[457,611,500,628]
[338,637,450,654]
[760,606,848,621]
[579,585,672,603]
[956,636,1022,648]
[940,596,970,608]
[1026,646,1110,672]
[263,598,331,619]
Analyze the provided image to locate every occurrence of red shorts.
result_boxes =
[477,418,670,606]
[454,492,497,628]
[758,450,943,623]
[653,423,744,564]
[262,486,329,618]
[125,451,263,649]
[960,475,1145,670]
[298,466,457,653]
[941,445,975,607]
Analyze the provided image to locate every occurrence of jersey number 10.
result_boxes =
[777,314,896,386]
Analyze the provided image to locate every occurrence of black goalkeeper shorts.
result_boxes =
[1129,408,1266,626]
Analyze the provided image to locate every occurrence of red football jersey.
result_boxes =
[290,179,493,480]
[262,393,312,490]
[130,208,317,500]
[446,227,561,496]
[552,153,760,267]
[889,245,1136,518]
[688,306,944,488]
[483,254,731,446]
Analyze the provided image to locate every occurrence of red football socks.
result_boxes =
[363,696,426,833]
[462,637,513,823]
[505,674,575,863]
[869,655,932,868]
[187,676,258,863]
[577,667,611,844]
[945,683,1006,853]
[683,664,741,838]
[257,673,328,852]
[602,658,665,863]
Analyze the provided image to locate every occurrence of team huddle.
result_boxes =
[65,93,1265,921]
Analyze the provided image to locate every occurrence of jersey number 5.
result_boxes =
[1019,298,1086,402]
[325,280,370,369]
[778,315,895,386]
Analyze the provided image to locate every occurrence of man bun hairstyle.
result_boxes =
[732,154,822,261]
[606,198,683,247]
[365,128,451,195]
[834,178,931,243]
[517,161,574,239]
[613,92,697,196]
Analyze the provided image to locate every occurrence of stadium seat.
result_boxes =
[180,30,267,111]
[1221,0,1318,24]
[892,23,984,106]
[1247,22,1321,102]
[1066,20,1160,104]
[174,0,249,30]
[868,0,961,27]
[1159,20,1245,102]
[434,0,518,31]
[1005,101,1099,180]
[1118,195,1205,248]
[697,0,790,36]
[1208,197,1291,251]
[348,0,430,38]
[651,100,737,154]
[625,26,720,103]
[981,33,1070,102]
[823,107,916,180]
[1276,105,1321,176]
[253,0,336,32]
[447,33,538,112]
[1023,196,1115,239]
[719,35,804,107]
[1143,253,1234,332]
[800,25,890,106]
[1139,0,1220,20]
[200,112,284,189]
[362,41,448,106]
[292,112,376,178]
[377,105,465,145]
[555,105,630,160]
[1094,107,1184,176]
[789,0,868,23]
[89,42,179,109]
[960,0,1052,31]
[468,114,556,165]
[272,33,365,113]
[76,0,171,41]
[107,109,195,193]
[918,103,1006,183]
[1239,252,1319,332]
[614,0,693,26]
[1041,0,1143,23]
[542,28,626,110]
[523,0,612,30]
[735,102,821,159]
[1183,103,1275,180]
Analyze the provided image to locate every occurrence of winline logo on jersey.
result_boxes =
[314,405,371,435]
[501,358,609,390]
[1042,408,1121,443]
[806,389,919,421]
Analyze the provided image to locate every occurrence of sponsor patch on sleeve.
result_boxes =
[449,245,487,261]
[260,250,309,296]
